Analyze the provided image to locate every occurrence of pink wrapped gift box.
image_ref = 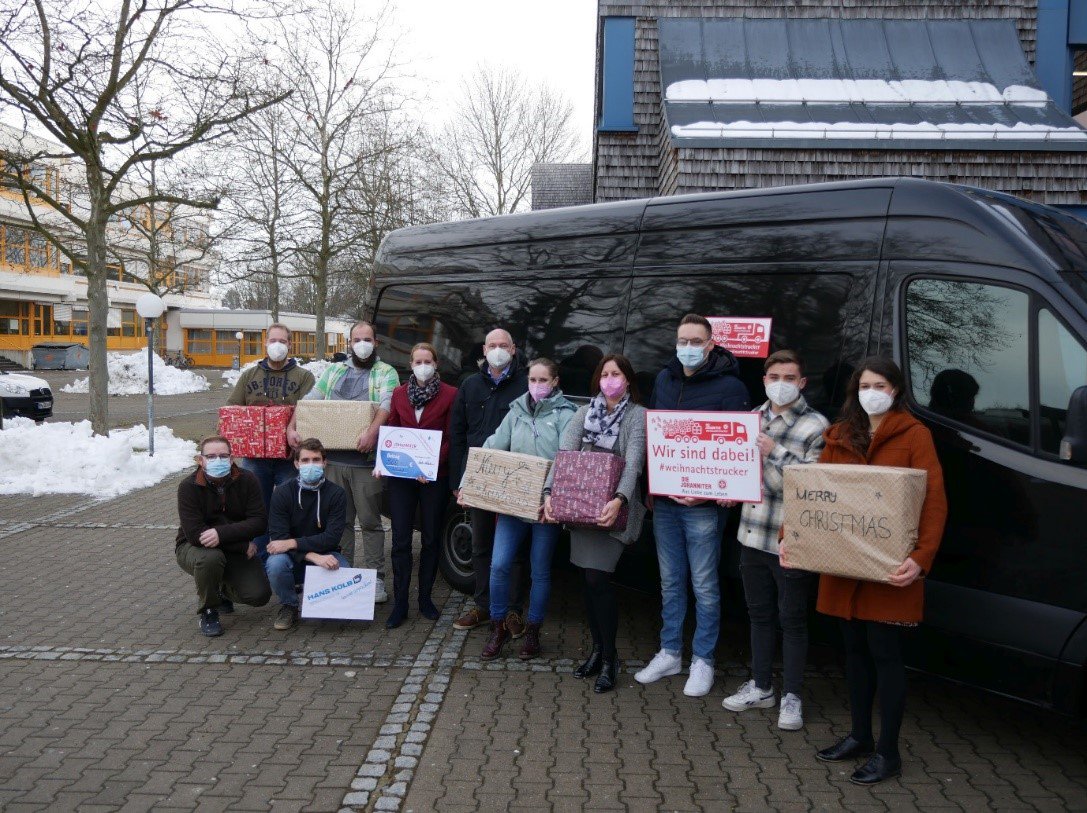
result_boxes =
[218,405,294,459]
[549,450,628,531]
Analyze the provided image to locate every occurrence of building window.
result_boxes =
[186,329,213,354]
[4,225,27,267]
[599,17,637,132]
[72,308,88,336]
[243,331,262,355]
[0,300,28,335]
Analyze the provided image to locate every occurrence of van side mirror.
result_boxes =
[1060,386,1087,464]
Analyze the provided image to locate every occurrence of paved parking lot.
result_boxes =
[1,383,1085,811]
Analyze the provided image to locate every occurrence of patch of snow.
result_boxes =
[666,78,1051,106]
[0,417,197,498]
[62,351,210,396]
[670,119,1087,141]
[220,358,332,389]
[301,359,333,380]
[221,360,258,389]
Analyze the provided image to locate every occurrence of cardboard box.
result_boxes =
[459,448,552,522]
[218,405,294,459]
[782,464,928,583]
[549,450,628,530]
[294,400,378,450]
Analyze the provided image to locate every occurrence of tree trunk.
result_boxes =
[314,255,327,362]
[84,199,110,436]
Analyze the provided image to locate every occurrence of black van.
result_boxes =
[372,177,1087,715]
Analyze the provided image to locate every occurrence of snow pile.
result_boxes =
[0,417,197,498]
[63,351,210,396]
[671,120,1087,141]
[302,359,333,380]
[665,78,1051,106]
[221,360,258,388]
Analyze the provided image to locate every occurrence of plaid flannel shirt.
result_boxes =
[309,358,398,411]
[738,395,829,555]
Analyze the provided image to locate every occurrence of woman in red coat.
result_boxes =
[374,342,458,629]
[787,357,946,785]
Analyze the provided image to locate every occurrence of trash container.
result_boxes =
[31,342,90,370]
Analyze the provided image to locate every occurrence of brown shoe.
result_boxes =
[453,606,489,630]
[481,619,511,660]
[519,623,541,660]
[505,610,526,639]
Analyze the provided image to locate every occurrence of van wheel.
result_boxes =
[439,504,474,594]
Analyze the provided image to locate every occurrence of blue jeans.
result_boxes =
[653,500,722,664]
[237,458,296,560]
[490,515,559,624]
[265,552,350,608]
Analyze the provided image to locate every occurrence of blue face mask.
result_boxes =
[676,344,705,369]
[204,458,231,479]
[298,463,325,485]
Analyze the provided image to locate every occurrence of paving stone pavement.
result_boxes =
[2,385,1087,810]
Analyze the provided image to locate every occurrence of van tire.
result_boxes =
[439,504,475,594]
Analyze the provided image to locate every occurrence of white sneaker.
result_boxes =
[683,660,715,697]
[722,679,776,712]
[778,693,804,730]
[374,578,388,604]
[634,650,682,684]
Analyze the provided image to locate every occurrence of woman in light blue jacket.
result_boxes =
[473,358,576,661]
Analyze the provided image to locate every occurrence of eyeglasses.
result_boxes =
[677,339,708,348]
[202,453,231,460]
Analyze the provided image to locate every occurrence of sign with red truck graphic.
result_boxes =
[646,411,762,503]
[708,317,772,358]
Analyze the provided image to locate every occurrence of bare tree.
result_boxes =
[0,0,287,434]
[256,0,404,359]
[434,65,580,219]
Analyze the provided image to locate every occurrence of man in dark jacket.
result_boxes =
[636,313,751,698]
[448,328,529,633]
[265,438,348,631]
[176,436,272,637]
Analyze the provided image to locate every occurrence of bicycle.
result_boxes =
[163,350,195,369]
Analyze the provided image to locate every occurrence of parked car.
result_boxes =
[372,177,1087,715]
[0,369,53,420]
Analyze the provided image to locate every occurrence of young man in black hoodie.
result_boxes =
[636,313,750,699]
[265,438,349,630]
[448,328,529,634]
[176,436,272,637]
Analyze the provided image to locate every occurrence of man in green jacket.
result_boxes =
[287,320,399,603]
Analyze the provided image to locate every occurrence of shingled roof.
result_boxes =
[531,163,594,210]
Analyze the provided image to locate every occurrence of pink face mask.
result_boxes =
[599,376,626,399]
[528,382,553,402]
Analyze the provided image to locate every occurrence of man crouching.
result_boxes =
[265,438,349,631]
[176,435,272,637]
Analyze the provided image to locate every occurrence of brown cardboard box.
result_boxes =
[782,464,928,583]
[459,448,552,522]
[294,400,378,450]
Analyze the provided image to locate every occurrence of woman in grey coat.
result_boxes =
[543,353,647,694]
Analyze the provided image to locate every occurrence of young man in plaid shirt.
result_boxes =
[721,350,829,730]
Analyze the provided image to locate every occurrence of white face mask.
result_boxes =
[859,388,895,416]
[413,363,436,382]
[485,347,512,369]
[352,340,375,360]
[765,381,800,407]
[266,342,288,362]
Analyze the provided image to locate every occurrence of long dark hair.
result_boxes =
[591,353,641,403]
[837,356,906,456]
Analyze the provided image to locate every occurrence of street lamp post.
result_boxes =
[235,331,244,370]
[135,293,166,457]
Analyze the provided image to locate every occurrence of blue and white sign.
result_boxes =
[375,426,442,482]
[300,567,377,621]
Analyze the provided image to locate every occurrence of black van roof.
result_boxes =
[375,177,1087,278]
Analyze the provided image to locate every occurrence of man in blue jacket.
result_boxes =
[266,438,349,631]
[636,313,750,698]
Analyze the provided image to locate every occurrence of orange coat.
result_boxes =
[815,410,948,624]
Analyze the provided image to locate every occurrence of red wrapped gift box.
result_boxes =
[218,405,294,459]
[549,450,628,531]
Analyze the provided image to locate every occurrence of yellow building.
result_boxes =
[176,309,349,368]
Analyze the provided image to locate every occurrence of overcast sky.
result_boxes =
[392,0,598,158]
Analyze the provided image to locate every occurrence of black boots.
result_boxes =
[593,657,618,693]
[573,647,603,679]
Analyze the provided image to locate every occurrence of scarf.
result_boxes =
[582,393,629,450]
[408,373,442,409]
[297,477,325,528]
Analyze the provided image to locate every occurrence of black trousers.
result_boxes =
[583,568,619,659]
[470,507,524,615]
[840,619,907,761]
[387,476,448,609]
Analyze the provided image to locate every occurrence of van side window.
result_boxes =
[905,279,1030,447]
[372,279,630,396]
[1038,309,1087,454]
[622,273,855,417]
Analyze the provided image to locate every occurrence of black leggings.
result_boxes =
[841,619,907,761]
[583,568,618,659]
